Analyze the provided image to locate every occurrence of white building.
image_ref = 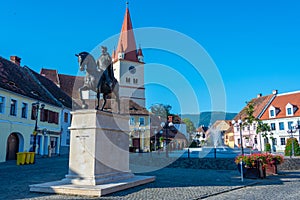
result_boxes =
[260,91,300,153]
[232,92,276,151]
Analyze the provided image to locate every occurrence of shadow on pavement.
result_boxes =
[0,154,298,199]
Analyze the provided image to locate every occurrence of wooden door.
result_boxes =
[132,138,140,149]
[6,133,19,160]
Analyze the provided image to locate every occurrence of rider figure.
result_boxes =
[97,46,113,88]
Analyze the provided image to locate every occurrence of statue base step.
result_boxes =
[30,175,155,197]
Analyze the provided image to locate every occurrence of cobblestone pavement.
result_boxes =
[204,171,300,200]
[0,154,299,200]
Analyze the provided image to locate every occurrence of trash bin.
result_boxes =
[29,152,35,164]
[16,152,26,165]
[25,152,31,164]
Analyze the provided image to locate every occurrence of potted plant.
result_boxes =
[265,154,284,175]
[235,153,284,178]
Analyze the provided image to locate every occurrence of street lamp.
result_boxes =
[295,119,300,143]
[232,119,244,155]
[160,120,174,158]
[287,122,297,158]
[32,101,45,153]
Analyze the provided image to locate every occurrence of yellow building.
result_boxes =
[224,127,235,148]
[0,56,72,162]
[126,101,151,152]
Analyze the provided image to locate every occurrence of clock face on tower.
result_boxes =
[129,66,136,74]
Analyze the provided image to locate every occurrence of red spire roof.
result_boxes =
[137,45,143,56]
[115,7,139,62]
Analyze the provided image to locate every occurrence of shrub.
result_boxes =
[265,143,271,153]
[285,138,300,156]
[189,141,198,148]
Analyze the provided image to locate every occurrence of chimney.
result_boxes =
[272,90,278,95]
[257,93,262,98]
[10,56,21,66]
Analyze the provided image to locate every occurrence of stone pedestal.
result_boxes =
[30,110,155,197]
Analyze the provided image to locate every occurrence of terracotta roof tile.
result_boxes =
[58,74,84,99]
[40,68,59,86]
[260,91,300,120]
[122,100,149,115]
[196,126,208,133]
[234,94,275,121]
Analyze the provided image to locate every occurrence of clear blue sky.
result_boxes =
[1,0,300,114]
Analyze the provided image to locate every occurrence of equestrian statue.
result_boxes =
[76,46,120,112]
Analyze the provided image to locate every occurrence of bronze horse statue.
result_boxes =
[75,51,120,112]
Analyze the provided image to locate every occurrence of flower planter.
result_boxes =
[237,162,266,179]
[266,163,278,175]
[235,153,284,178]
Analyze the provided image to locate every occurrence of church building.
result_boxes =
[112,5,145,108]
[112,5,150,152]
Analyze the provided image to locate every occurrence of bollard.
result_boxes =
[240,160,244,182]
[48,145,52,157]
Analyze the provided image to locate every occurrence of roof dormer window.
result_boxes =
[270,110,275,117]
[286,103,294,116]
[269,105,276,118]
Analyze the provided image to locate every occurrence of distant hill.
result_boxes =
[180,112,237,128]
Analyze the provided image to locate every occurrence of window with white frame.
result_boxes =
[272,138,277,145]
[270,109,275,118]
[280,138,286,145]
[288,121,293,129]
[269,105,277,118]
[279,122,284,130]
[287,107,292,115]
[286,103,294,116]
[139,117,145,125]
[0,96,5,114]
[254,137,258,144]
[21,102,28,118]
[10,99,17,116]
[270,123,276,130]
[129,117,135,125]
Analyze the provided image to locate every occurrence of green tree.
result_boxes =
[265,143,271,153]
[285,138,300,156]
[243,102,257,125]
[256,121,272,152]
[150,104,172,120]
[242,102,259,148]
[182,118,196,134]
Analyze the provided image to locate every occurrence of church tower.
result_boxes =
[113,4,145,107]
